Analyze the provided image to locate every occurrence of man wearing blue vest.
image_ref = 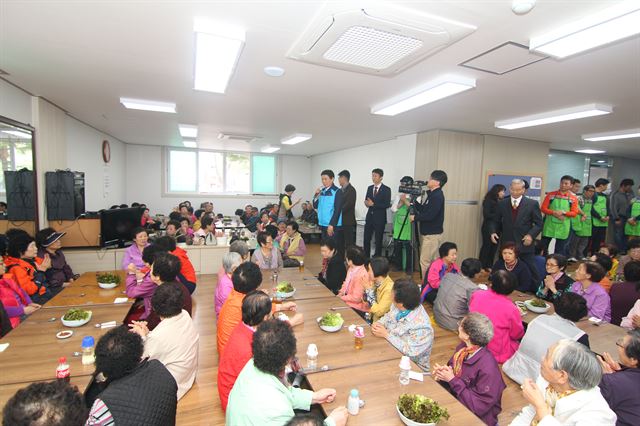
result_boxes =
[313,169,344,257]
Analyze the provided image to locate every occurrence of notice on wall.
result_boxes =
[103,165,111,199]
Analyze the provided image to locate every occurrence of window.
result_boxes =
[0,128,34,197]
[166,148,276,194]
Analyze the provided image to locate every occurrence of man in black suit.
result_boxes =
[338,170,357,254]
[363,168,391,257]
[490,178,543,286]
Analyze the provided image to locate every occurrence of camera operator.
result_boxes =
[391,176,414,274]
[410,170,448,277]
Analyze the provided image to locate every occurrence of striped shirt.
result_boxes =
[85,398,114,425]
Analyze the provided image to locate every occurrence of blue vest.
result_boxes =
[317,185,342,227]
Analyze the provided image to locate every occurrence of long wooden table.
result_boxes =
[509,292,627,355]
[45,270,132,308]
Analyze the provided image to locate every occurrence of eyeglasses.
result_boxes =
[616,338,625,349]
[546,262,559,267]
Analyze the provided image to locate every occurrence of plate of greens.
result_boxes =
[316,312,344,332]
[97,272,121,289]
[524,298,551,314]
[396,394,450,426]
[275,281,296,299]
[61,308,92,327]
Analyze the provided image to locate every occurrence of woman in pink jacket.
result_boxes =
[339,246,370,317]
[469,269,524,363]
[422,242,460,303]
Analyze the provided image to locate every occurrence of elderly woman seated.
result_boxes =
[510,340,616,426]
[280,221,307,268]
[214,252,243,318]
[503,292,589,385]
[251,231,283,270]
[226,319,348,426]
[598,329,640,426]
[372,279,434,371]
[433,258,482,331]
[433,312,506,426]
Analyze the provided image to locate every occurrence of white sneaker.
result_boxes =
[568,257,578,262]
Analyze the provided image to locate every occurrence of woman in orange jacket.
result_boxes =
[4,233,51,304]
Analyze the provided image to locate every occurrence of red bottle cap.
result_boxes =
[59,357,66,363]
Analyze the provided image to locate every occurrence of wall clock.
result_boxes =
[102,140,111,163]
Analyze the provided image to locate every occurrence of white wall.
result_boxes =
[65,116,126,211]
[125,144,311,217]
[310,134,417,220]
[610,156,640,189]
[0,79,32,125]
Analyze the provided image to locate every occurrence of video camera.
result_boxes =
[398,176,426,197]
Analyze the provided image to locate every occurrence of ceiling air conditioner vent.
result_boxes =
[217,133,262,143]
[287,1,476,76]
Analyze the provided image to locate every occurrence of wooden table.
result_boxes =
[0,376,93,408]
[307,359,483,425]
[45,271,132,308]
[509,292,627,355]
[0,304,132,386]
[258,269,338,301]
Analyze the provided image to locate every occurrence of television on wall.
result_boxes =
[100,207,144,248]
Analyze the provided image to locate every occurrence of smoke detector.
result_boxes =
[287,1,476,76]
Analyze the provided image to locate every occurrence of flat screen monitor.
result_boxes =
[100,207,143,248]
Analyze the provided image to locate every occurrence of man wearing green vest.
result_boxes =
[625,184,640,239]
[391,176,413,273]
[591,178,611,255]
[541,175,579,255]
[568,185,595,261]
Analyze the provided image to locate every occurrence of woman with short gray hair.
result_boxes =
[433,312,505,426]
[511,339,616,426]
[215,252,243,317]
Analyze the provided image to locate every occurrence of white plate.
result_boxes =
[316,316,344,333]
[396,405,436,426]
[56,330,74,339]
[61,311,92,327]
[524,299,550,314]
[276,288,296,299]
[98,282,118,289]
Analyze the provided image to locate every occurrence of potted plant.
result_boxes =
[96,272,121,289]
[396,394,450,426]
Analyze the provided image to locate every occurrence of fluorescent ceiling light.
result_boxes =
[575,149,605,154]
[2,129,31,138]
[371,76,476,116]
[261,146,280,153]
[530,1,640,58]
[596,160,606,163]
[120,97,176,113]
[281,133,312,145]
[183,141,197,148]
[495,103,612,130]
[582,128,640,141]
[179,124,198,138]
[193,18,245,93]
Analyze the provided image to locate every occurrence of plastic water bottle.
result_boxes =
[399,356,411,385]
[56,357,70,383]
[306,343,318,370]
[81,336,95,365]
[347,389,360,415]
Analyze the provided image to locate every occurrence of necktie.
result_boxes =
[373,186,378,198]
[512,199,517,209]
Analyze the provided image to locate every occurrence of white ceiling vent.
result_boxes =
[287,1,476,76]
[217,132,262,143]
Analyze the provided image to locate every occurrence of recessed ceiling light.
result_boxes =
[529,1,640,58]
[1,129,31,138]
[264,66,285,77]
[193,18,245,93]
[512,0,536,15]
[495,103,612,130]
[179,124,198,138]
[371,76,476,116]
[120,97,176,113]
[582,128,640,141]
[261,146,280,153]
[281,133,312,145]
[575,149,605,154]
[183,141,197,148]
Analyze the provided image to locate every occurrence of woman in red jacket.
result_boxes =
[0,262,41,329]
[4,233,51,304]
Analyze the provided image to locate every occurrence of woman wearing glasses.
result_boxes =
[536,253,575,302]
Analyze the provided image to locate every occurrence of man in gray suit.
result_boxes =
[490,179,543,289]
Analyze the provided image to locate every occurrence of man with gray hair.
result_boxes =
[511,339,616,425]
[490,179,543,284]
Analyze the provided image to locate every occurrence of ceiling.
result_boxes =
[1,0,639,158]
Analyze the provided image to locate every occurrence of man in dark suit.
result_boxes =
[363,168,391,257]
[490,178,543,286]
[338,170,357,254]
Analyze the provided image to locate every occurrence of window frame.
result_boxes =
[162,147,279,197]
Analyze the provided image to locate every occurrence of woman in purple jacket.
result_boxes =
[433,312,506,426]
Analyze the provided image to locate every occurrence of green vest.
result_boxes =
[625,198,640,236]
[393,204,411,241]
[592,193,608,227]
[572,199,592,237]
[543,195,572,239]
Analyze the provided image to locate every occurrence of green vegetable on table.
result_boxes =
[319,312,343,327]
[97,273,121,284]
[529,299,547,308]
[63,308,89,321]
[398,394,450,424]
[276,281,294,293]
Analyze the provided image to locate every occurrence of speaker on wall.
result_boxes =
[5,169,36,221]
[45,170,76,221]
